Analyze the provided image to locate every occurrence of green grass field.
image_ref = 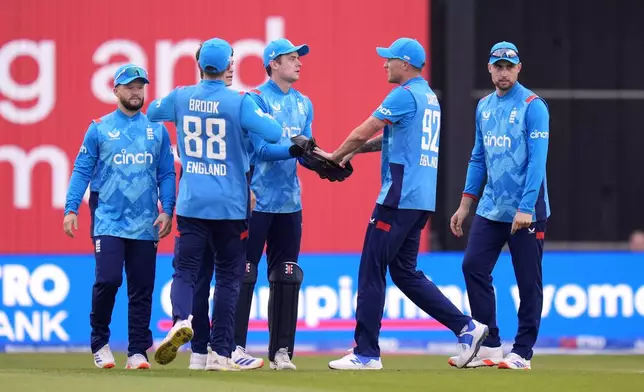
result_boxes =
[0,353,643,391]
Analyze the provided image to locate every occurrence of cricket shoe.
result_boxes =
[189,353,207,370]
[93,344,116,369]
[328,350,383,371]
[452,319,489,368]
[232,346,264,370]
[448,345,503,368]
[154,315,194,365]
[270,347,297,370]
[125,354,151,369]
[498,353,531,370]
[205,349,241,371]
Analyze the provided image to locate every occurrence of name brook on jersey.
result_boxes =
[186,161,227,176]
[189,99,220,113]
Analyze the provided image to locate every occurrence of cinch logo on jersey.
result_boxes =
[0,264,70,343]
[484,132,512,148]
[530,129,549,139]
[112,149,154,165]
[377,105,392,116]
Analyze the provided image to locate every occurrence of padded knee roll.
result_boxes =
[268,262,304,361]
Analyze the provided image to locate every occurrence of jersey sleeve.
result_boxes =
[64,122,99,215]
[518,98,550,214]
[147,88,177,122]
[371,87,416,125]
[463,99,488,199]
[303,97,314,138]
[157,125,177,216]
[240,94,282,143]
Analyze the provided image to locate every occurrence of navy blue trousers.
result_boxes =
[354,204,471,357]
[90,235,157,358]
[462,215,546,360]
[190,210,303,353]
[170,215,248,357]
[188,242,216,355]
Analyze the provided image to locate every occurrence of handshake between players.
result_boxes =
[64,35,548,372]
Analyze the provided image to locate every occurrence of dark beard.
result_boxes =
[120,97,144,111]
[494,80,514,91]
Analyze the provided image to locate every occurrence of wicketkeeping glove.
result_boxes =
[290,135,353,182]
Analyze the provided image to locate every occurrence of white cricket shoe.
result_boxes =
[125,354,151,369]
[448,345,503,368]
[93,344,115,369]
[189,353,207,370]
[328,351,383,371]
[498,352,531,370]
[270,348,297,370]
[154,315,194,365]
[205,349,241,371]
[452,320,489,368]
[232,346,264,370]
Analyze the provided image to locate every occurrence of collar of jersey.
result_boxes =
[401,76,424,87]
[266,79,291,96]
[115,108,142,121]
[200,79,226,87]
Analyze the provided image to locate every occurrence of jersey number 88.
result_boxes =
[183,115,226,160]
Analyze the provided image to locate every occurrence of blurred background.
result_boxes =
[0,0,642,355]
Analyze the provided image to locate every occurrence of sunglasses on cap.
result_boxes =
[490,48,519,59]
[115,66,148,82]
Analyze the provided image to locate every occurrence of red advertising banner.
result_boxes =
[0,0,430,253]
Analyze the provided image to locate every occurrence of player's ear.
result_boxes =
[113,87,118,97]
[487,63,492,74]
[516,63,522,73]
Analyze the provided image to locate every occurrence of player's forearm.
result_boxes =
[355,134,383,154]
[158,171,177,216]
[462,160,486,200]
[518,145,548,215]
[257,143,293,161]
[331,120,380,161]
[64,167,93,215]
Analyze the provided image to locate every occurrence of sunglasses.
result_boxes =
[115,66,148,82]
[490,48,519,59]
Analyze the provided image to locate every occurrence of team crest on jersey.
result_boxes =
[146,126,154,140]
[509,107,518,124]
[108,129,120,140]
[297,100,305,115]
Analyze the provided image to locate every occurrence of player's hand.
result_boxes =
[511,212,533,234]
[250,190,257,210]
[63,213,79,238]
[450,207,470,237]
[339,151,356,168]
[313,147,334,162]
[154,213,173,239]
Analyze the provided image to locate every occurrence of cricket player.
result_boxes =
[147,37,283,371]
[187,38,312,371]
[449,41,550,370]
[232,37,312,371]
[63,64,176,370]
[319,38,489,370]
